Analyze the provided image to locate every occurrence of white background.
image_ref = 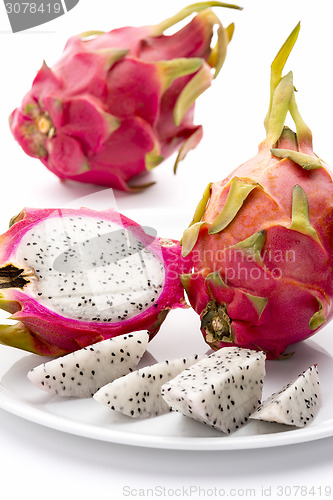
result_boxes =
[1,0,333,498]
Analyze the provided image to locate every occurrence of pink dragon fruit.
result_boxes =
[9,2,240,191]
[180,24,333,359]
[0,207,189,355]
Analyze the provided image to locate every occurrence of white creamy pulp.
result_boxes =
[14,215,165,323]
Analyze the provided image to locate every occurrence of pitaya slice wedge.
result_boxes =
[93,354,202,418]
[180,24,333,359]
[27,331,148,398]
[9,2,241,191]
[250,365,321,427]
[161,347,266,433]
[0,207,189,356]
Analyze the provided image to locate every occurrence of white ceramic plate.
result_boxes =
[1,317,333,450]
[1,207,333,450]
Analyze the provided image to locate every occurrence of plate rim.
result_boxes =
[1,379,333,451]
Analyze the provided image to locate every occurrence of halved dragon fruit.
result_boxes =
[28,331,149,397]
[9,2,241,191]
[0,207,189,355]
[180,24,333,359]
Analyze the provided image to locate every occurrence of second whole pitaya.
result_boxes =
[0,206,189,355]
[9,2,240,191]
[180,24,333,359]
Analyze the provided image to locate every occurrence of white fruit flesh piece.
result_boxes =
[93,354,202,418]
[27,330,149,397]
[161,347,266,433]
[250,364,321,427]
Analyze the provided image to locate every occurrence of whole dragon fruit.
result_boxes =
[9,2,240,191]
[0,207,189,355]
[180,24,333,359]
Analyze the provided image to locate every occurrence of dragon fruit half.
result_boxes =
[0,207,189,355]
[180,24,333,359]
[9,2,240,191]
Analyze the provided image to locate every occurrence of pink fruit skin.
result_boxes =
[9,5,234,191]
[0,208,190,355]
[181,28,333,360]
